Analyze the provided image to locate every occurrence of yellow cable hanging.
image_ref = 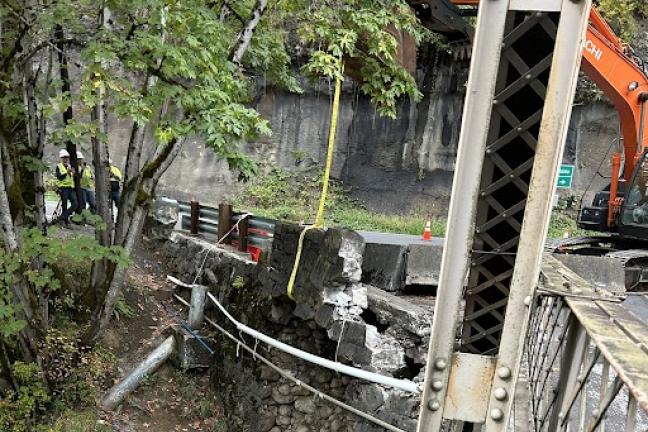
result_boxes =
[287,62,343,300]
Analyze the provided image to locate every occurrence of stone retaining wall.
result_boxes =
[154,219,434,431]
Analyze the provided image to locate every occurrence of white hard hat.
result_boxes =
[59,149,70,158]
[76,151,84,159]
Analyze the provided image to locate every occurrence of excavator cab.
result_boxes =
[618,150,648,239]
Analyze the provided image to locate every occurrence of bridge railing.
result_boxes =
[158,197,276,257]
[523,255,648,432]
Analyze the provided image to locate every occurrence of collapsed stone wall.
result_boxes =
[154,219,434,432]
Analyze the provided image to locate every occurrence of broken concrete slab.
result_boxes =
[405,243,443,288]
[361,242,407,292]
[169,325,213,369]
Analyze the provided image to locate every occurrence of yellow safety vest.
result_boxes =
[56,163,74,188]
[81,167,94,189]
[110,166,123,182]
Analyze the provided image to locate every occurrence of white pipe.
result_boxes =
[174,293,407,432]
[206,292,420,394]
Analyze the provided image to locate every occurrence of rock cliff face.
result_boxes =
[81,28,648,216]
[110,51,469,215]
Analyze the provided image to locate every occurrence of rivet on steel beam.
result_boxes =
[493,100,499,105]
[432,380,444,391]
[494,387,507,401]
[497,367,512,380]
[573,288,582,295]
[535,12,543,17]
[491,408,504,421]
[428,399,440,411]
[486,148,492,154]
[475,228,481,234]
[481,192,486,197]
[434,359,447,370]
[517,127,523,132]
[592,409,600,418]
[501,212,507,218]
[524,296,531,306]
[525,74,532,80]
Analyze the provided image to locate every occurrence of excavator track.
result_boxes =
[552,236,648,292]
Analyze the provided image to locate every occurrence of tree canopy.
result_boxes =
[0,0,430,427]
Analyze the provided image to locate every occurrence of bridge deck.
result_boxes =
[541,255,648,421]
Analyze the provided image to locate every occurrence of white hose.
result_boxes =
[206,292,421,394]
[173,294,407,432]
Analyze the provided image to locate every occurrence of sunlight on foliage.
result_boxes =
[597,0,648,39]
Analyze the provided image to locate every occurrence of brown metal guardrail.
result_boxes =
[159,197,275,256]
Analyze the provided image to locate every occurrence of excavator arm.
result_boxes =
[419,1,648,229]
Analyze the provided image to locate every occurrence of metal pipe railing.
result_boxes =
[526,256,648,431]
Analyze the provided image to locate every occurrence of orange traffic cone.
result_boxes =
[422,216,432,241]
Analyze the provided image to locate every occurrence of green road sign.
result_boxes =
[557,164,574,189]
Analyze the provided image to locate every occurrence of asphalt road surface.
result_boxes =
[358,231,444,247]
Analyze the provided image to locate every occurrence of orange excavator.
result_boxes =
[411,0,648,287]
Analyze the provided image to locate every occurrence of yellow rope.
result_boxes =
[287,63,343,300]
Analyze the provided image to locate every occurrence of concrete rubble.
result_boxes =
[151,217,437,432]
[361,238,443,294]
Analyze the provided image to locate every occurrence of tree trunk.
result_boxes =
[0,133,41,361]
[89,202,147,342]
[88,5,114,306]
[55,25,81,211]
[87,139,185,343]
[230,0,268,64]
[22,41,50,325]
[0,141,19,252]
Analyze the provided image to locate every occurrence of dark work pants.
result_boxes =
[59,187,77,222]
[83,189,97,214]
[111,189,120,208]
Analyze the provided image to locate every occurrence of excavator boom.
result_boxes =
[419,1,648,231]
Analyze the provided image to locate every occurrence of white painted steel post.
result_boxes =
[100,336,175,410]
[483,1,592,431]
[188,284,207,329]
[416,0,511,430]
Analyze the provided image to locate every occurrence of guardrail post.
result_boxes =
[218,203,233,244]
[190,199,199,235]
[188,284,207,329]
[238,216,249,252]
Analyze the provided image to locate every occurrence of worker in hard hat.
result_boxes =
[55,149,77,225]
[109,158,123,208]
[77,151,96,214]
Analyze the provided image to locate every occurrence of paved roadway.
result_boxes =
[358,231,648,320]
[358,231,444,247]
[45,199,117,223]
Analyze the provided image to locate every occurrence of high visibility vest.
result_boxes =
[56,163,74,188]
[81,167,94,189]
[110,166,123,182]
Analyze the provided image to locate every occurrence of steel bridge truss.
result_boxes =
[418,0,592,431]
